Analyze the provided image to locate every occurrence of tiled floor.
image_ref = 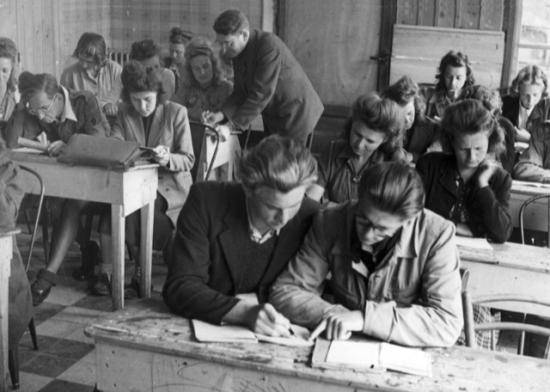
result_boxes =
[13,230,168,392]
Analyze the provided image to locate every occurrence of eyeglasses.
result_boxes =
[25,96,56,117]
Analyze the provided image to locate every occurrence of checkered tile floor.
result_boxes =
[14,230,168,392]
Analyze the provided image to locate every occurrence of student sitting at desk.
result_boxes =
[0,38,19,134]
[270,162,462,347]
[61,32,122,120]
[416,99,512,243]
[163,135,319,337]
[0,138,33,369]
[4,71,111,305]
[164,27,192,96]
[425,50,475,120]
[513,123,550,183]
[129,39,176,101]
[98,60,194,296]
[502,65,549,146]
[313,93,407,204]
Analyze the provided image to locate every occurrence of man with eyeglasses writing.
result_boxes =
[3,71,110,154]
[270,162,463,347]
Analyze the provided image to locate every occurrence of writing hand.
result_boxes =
[248,303,291,337]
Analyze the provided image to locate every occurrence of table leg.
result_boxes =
[0,235,13,390]
[139,201,154,298]
[111,205,125,310]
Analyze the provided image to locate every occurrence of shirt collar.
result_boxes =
[245,198,280,244]
[59,85,77,122]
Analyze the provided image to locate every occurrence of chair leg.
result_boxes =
[8,347,19,389]
[29,318,38,350]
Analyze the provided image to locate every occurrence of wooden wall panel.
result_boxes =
[280,0,381,108]
[391,24,505,88]
[398,0,503,31]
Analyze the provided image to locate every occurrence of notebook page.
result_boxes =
[191,319,258,343]
[380,343,432,377]
[325,340,380,369]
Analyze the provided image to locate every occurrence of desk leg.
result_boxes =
[111,205,125,310]
[0,236,12,390]
[139,202,154,298]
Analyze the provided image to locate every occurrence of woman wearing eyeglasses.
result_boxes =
[270,162,462,347]
[4,71,111,305]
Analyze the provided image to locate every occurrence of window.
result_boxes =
[518,0,550,73]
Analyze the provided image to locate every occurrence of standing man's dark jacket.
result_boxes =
[223,29,324,143]
[163,181,319,324]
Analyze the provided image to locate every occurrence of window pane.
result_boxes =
[518,0,550,75]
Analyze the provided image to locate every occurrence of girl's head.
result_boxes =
[441,99,505,170]
[121,60,165,117]
[345,93,404,157]
[511,65,548,111]
[355,162,425,246]
[18,72,63,123]
[73,32,107,75]
[169,27,192,65]
[183,37,224,88]
[435,51,475,99]
[459,85,502,115]
[0,37,18,92]
[130,39,163,72]
[383,75,426,131]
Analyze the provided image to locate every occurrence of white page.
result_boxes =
[256,324,314,347]
[192,319,257,343]
[325,340,380,369]
[380,343,432,377]
[455,235,493,251]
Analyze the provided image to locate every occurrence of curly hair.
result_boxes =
[169,27,193,45]
[120,60,166,104]
[435,51,475,93]
[440,98,505,157]
[383,75,426,125]
[73,32,107,67]
[343,93,404,154]
[18,72,59,104]
[510,65,548,97]
[129,39,161,61]
[459,85,502,115]
[182,36,226,89]
[0,37,18,92]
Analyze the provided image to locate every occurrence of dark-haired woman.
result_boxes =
[417,98,512,243]
[165,27,192,94]
[426,51,475,120]
[315,93,408,204]
[101,60,194,295]
[0,37,19,134]
[61,32,122,118]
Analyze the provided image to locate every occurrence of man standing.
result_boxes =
[163,135,319,336]
[205,9,324,145]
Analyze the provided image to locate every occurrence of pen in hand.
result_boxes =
[308,319,327,342]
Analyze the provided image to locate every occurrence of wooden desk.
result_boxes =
[11,153,158,310]
[0,229,17,391]
[459,241,550,317]
[85,301,550,392]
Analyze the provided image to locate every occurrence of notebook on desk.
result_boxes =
[312,338,432,377]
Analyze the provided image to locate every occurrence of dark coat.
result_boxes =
[3,88,110,148]
[163,181,319,324]
[502,95,550,132]
[0,141,33,349]
[223,29,324,143]
[416,152,512,243]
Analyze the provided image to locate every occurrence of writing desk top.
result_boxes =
[85,299,550,392]
[511,180,550,196]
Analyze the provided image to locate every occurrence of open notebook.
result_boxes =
[191,319,313,347]
[312,338,432,377]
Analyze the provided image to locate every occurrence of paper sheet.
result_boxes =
[455,236,493,251]
[380,342,432,377]
[325,340,380,369]
[191,319,258,343]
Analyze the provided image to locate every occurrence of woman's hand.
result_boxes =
[202,110,224,126]
[47,140,66,156]
[476,160,499,188]
[152,145,170,167]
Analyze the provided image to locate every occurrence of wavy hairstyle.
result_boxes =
[0,37,19,93]
[18,72,59,104]
[383,75,426,126]
[510,65,548,98]
[238,135,318,193]
[435,51,475,92]
[182,36,226,89]
[120,60,166,104]
[72,32,107,67]
[343,93,405,154]
[440,98,505,157]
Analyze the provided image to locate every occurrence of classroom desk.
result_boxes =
[458,241,550,317]
[0,229,17,391]
[11,153,158,310]
[85,300,550,392]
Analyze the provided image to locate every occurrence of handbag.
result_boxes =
[57,134,146,170]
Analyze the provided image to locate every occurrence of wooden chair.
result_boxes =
[462,280,550,357]
[519,194,550,245]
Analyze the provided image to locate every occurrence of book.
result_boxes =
[312,338,432,377]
